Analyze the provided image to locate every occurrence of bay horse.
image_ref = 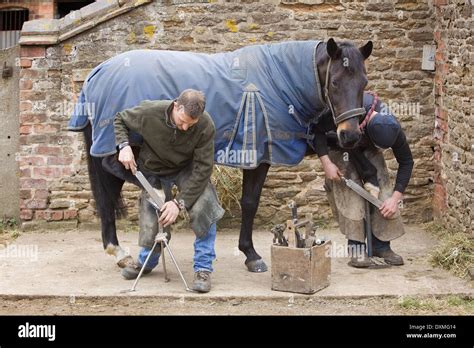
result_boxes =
[70,38,373,272]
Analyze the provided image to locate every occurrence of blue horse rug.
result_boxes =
[68,41,327,168]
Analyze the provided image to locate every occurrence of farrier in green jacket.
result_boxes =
[114,99,216,210]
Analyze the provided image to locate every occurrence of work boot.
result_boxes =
[373,248,404,266]
[347,245,371,268]
[192,271,211,293]
[121,261,153,280]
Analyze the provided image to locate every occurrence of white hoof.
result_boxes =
[363,182,380,199]
[105,244,132,268]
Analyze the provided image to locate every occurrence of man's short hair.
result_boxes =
[176,89,206,119]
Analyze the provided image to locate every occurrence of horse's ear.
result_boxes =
[327,38,341,60]
[360,41,373,60]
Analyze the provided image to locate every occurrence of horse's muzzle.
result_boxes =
[338,130,361,149]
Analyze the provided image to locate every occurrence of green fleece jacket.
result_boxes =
[114,100,215,209]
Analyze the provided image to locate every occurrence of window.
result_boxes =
[0,8,29,49]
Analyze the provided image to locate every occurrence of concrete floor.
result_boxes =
[0,225,472,299]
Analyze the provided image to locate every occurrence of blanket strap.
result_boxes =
[226,84,273,165]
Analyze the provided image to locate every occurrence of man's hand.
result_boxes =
[118,145,137,174]
[320,155,342,182]
[159,201,180,227]
[379,191,402,219]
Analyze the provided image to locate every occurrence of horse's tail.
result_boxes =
[83,122,127,220]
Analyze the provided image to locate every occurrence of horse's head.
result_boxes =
[318,38,373,149]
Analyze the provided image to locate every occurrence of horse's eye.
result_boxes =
[331,80,338,89]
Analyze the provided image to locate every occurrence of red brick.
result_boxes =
[20,168,31,177]
[34,189,50,199]
[20,134,49,146]
[435,49,447,63]
[51,211,63,221]
[20,91,46,101]
[20,190,32,200]
[36,210,64,221]
[33,124,60,134]
[20,59,32,68]
[47,157,73,165]
[33,167,62,178]
[20,46,46,58]
[432,183,447,217]
[62,168,74,176]
[436,107,448,120]
[19,135,27,146]
[35,146,62,156]
[63,210,78,220]
[20,113,47,124]
[19,156,45,167]
[20,79,33,90]
[433,0,447,6]
[19,125,32,135]
[34,210,48,220]
[20,178,47,189]
[38,3,54,18]
[26,199,48,210]
[20,101,32,112]
[436,117,448,132]
[20,209,33,221]
[20,69,43,79]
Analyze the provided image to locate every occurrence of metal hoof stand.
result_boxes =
[123,171,196,293]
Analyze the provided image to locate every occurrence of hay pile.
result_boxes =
[211,165,242,217]
[426,223,474,279]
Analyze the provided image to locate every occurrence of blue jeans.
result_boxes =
[138,223,217,273]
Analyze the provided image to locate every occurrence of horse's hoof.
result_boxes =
[117,255,134,269]
[245,259,268,273]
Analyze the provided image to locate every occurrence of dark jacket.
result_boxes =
[312,93,414,193]
[114,100,215,209]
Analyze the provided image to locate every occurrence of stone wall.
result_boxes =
[432,0,473,233]
[16,0,438,229]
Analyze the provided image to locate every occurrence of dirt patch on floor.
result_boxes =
[1,295,472,315]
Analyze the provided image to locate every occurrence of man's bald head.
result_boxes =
[176,89,206,119]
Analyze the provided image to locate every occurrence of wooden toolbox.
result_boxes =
[271,213,331,294]
[271,241,331,294]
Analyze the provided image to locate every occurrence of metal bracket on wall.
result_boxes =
[2,62,13,78]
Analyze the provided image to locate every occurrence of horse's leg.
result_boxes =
[239,163,270,272]
[83,124,132,268]
[97,166,132,267]
[348,149,378,185]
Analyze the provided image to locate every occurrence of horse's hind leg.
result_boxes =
[86,152,132,268]
[239,163,270,272]
[100,171,132,268]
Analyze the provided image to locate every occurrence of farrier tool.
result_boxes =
[125,171,195,293]
[271,201,322,248]
[341,176,389,268]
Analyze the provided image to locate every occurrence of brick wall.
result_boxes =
[0,0,55,20]
[17,0,440,229]
[432,0,472,233]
